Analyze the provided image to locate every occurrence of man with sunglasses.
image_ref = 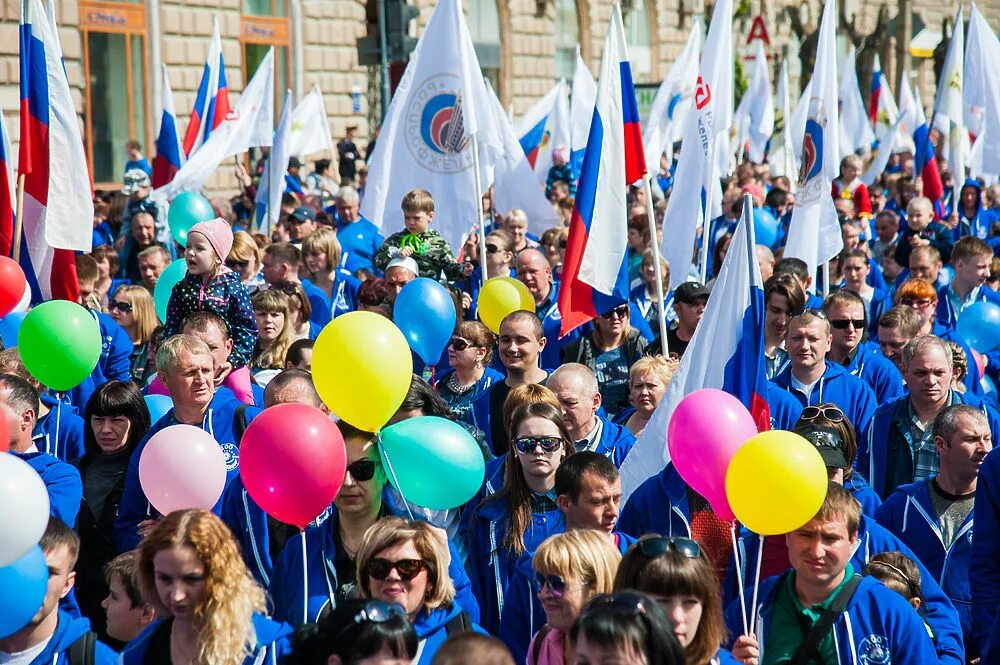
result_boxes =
[877,405,990,657]
[822,291,904,404]
[547,364,635,467]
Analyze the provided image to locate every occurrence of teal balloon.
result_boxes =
[168,192,215,247]
[957,301,1000,353]
[154,259,188,323]
[379,417,485,510]
[18,301,102,391]
[0,546,48,638]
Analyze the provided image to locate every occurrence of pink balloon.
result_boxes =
[138,425,228,515]
[239,403,347,529]
[667,389,759,521]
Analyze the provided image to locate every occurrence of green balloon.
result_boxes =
[154,259,188,323]
[18,301,101,391]
[168,192,215,247]
[379,416,485,511]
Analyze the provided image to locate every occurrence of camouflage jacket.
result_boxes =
[374,228,466,280]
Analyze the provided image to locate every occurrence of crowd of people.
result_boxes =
[4,129,1000,665]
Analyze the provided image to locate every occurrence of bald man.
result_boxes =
[515,249,580,368]
[548,363,635,467]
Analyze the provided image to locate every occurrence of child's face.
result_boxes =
[185,232,220,276]
[403,209,433,235]
[102,574,148,643]
[907,204,933,231]
[841,163,859,182]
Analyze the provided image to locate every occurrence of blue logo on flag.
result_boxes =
[799,118,823,185]
[404,74,473,174]
[420,93,469,155]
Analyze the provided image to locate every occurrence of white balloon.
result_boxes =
[0,453,50,566]
[12,282,30,313]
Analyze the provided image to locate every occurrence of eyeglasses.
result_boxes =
[634,536,702,559]
[329,600,407,643]
[449,337,472,351]
[486,243,501,254]
[829,318,865,330]
[345,459,377,482]
[225,259,249,271]
[533,572,590,599]
[108,300,133,314]
[601,305,630,320]
[514,436,563,454]
[900,297,934,309]
[368,558,428,581]
[800,406,845,423]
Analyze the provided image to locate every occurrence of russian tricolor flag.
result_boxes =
[868,54,881,125]
[18,0,93,302]
[152,64,184,189]
[620,194,771,499]
[182,19,232,157]
[558,4,646,337]
[0,108,14,257]
[911,86,945,204]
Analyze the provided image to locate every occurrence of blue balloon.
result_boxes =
[0,312,26,348]
[393,278,457,365]
[0,545,48,638]
[956,301,1000,353]
[753,208,779,248]
[144,394,174,424]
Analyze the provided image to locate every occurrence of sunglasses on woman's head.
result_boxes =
[368,558,428,581]
[800,406,845,423]
[582,592,650,619]
[514,436,563,454]
[635,536,701,559]
[108,300,133,314]
[329,600,407,643]
[448,337,471,351]
[345,459,377,482]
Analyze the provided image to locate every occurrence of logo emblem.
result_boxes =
[858,634,891,665]
[798,116,824,186]
[221,442,239,472]
[404,74,473,174]
[694,76,712,110]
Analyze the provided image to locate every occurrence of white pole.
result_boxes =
[643,177,670,344]
[822,261,831,298]
[472,138,489,279]
[698,153,718,283]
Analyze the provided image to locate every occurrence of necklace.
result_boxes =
[170,627,198,665]
[447,373,476,394]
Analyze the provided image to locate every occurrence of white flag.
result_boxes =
[154,49,275,200]
[933,7,967,193]
[288,85,333,158]
[790,78,812,163]
[734,40,774,164]
[570,47,597,176]
[514,82,571,185]
[838,45,874,157]
[783,0,843,276]
[966,5,1000,177]
[359,0,502,251]
[770,61,798,185]
[254,89,293,234]
[659,0,732,289]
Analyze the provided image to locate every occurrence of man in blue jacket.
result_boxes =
[875,404,988,658]
[859,335,1000,499]
[547,364,635,467]
[515,249,580,369]
[971,425,1000,661]
[0,519,118,664]
[770,310,878,433]
[936,237,1000,330]
[333,186,383,275]
[114,335,259,552]
[729,484,938,665]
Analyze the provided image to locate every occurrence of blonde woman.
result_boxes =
[621,356,676,436]
[527,530,622,665]
[301,227,360,322]
[109,285,160,385]
[250,289,293,386]
[124,509,291,664]
[226,231,265,294]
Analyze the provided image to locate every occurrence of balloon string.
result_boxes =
[730,522,749,636]
[300,529,308,625]
[748,533,765,633]
[378,434,415,521]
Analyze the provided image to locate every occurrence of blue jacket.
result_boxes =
[591,417,636,468]
[950,179,1000,241]
[411,605,488,665]
[219,475,283,587]
[970,449,1000,659]
[618,463,695,540]
[302,271,360,326]
[336,217,384,275]
[724,573,938,664]
[839,341,905,406]
[727,515,965,665]
[766,382,805,430]
[14,450,82,526]
[120,613,292,665]
[267,490,479,626]
[770,360,878,433]
[113,392,260,552]
[935,283,1000,331]
[858,392,1000,499]
[13,611,118,665]
[32,394,85,462]
[844,473,882,517]
[875,480,975,652]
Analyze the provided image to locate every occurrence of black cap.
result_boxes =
[287,156,302,168]
[289,206,315,223]
[797,425,848,469]
[674,281,710,305]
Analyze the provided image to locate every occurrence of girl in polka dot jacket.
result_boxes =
[163,218,258,403]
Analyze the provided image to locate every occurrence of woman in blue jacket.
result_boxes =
[123,509,292,665]
[355,517,487,664]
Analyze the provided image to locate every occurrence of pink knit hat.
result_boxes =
[188,218,234,262]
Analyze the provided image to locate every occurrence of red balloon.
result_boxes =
[239,403,346,528]
[0,257,26,318]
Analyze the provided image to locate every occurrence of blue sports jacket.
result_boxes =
[13,449,82,526]
[970,449,1000,660]
[770,360,878,433]
[120,613,292,665]
[15,611,118,665]
[32,394,85,462]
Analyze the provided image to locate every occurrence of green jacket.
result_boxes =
[375,228,466,280]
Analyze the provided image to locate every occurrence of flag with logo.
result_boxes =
[360,0,502,252]
[182,19,231,157]
[515,82,571,185]
[288,85,334,158]
[621,193,770,499]
[570,48,597,179]
[838,45,874,157]
[642,19,701,174]
[152,64,184,189]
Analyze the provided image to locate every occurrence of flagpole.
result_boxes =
[698,154,717,283]
[643,176,669,344]
[471,137,488,279]
[12,174,24,263]
[822,262,830,298]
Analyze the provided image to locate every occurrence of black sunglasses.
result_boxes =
[330,600,406,643]
[226,259,249,270]
[486,243,501,254]
[601,305,630,320]
[533,572,590,599]
[346,459,377,482]
[449,337,472,351]
[829,318,865,330]
[368,558,428,581]
[800,406,845,423]
[108,300,133,314]
[635,536,702,559]
[558,239,567,248]
[581,592,650,620]
[514,436,563,454]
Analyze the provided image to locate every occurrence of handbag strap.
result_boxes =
[788,574,862,665]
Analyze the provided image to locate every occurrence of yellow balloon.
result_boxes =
[312,311,412,432]
[477,277,536,333]
[725,431,829,535]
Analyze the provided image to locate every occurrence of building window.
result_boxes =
[468,0,501,94]
[80,0,148,186]
[554,0,580,81]
[623,0,652,79]
[241,0,291,111]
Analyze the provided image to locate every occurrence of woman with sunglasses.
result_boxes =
[465,402,572,634]
[526,530,621,665]
[108,285,159,385]
[561,305,648,415]
[571,591,686,665]
[894,278,944,336]
[123,509,292,665]
[226,231,265,294]
[288,598,417,665]
[269,423,478,627]
[250,289,294,386]
[301,228,361,322]
[436,321,503,427]
[614,536,738,665]
[356,517,486,664]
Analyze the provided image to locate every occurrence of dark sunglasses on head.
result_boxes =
[346,459,377,482]
[329,600,407,644]
[226,259,249,270]
[791,307,828,319]
[601,305,630,320]
[634,536,701,559]
[533,572,589,599]
[486,243,501,254]
[368,558,428,581]
[581,592,650,620]
[800,405,845,423]
[829,318,865,330]
[514,436,563,454]
[273,282,301,296]
[449,337,472,351]
[108,300,133,314]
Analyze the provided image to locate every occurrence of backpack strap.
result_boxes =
[788,574,863,665]
[531,624,553,664]
[444,611,472,636]
[68,631,96,665]
[233,403,251,443]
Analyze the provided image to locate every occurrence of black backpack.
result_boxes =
[67,631,95,665]
[444,611,472,636]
